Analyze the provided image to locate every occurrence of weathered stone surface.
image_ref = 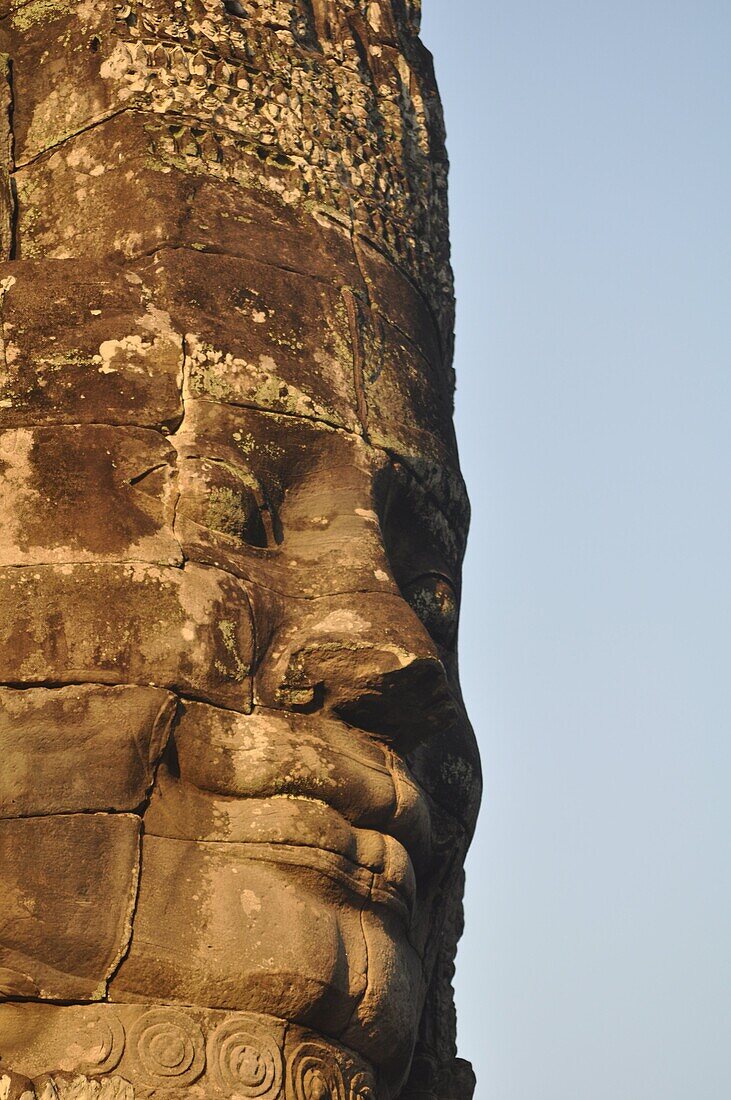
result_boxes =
[0,3,480,1099]
[0,261,183,430]
[0,563,254,710]
[170,701,412,833]
[0,427,180,566]
[0,1063,35,1100]
[156,249,362,431]
[0,814,140,1001]
[0,2,115,165]
[109,834,369,1035]
[0,685,176,817]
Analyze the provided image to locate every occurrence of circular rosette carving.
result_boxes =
[349,1070,377,1100]
[63,1011,125,1076]
[289,1042,347,1100]
[207,1018,283,1098]
[128,1009,205,1086]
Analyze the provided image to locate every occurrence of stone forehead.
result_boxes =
[1,0,453,349]
[0,0,467,540]
[0,252,469,554]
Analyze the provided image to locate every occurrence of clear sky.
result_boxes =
[419,3,731,1097]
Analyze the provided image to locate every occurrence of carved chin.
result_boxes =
[108,843,426,1077]
[0,859,423,1095]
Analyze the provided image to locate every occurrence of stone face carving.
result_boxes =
[0,2,479,1098]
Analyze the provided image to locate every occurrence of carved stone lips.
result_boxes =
[148,703,435,924]
[145,770,419,924]
[172,700,434,854]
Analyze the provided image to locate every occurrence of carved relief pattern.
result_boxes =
[0,1009,377,1100]
[106,0,454,339]
[126,1010,205,1087]
[348,1070,377,1100]
[40,1078,135,1100]
[61,1013,125,1078]
[288,1040,347,1100]
[207,1017,283,1098]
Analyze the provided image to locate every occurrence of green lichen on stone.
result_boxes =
[217,618,248,681]
[189,360,235,403]
[11,0,69,31]
[206,487,250,540]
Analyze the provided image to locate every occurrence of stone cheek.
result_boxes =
[0,562,254,710]
[0,814,141,1001]
[0,685,176,817]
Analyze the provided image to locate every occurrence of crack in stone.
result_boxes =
[0,559,186,571]
[100,819,144,999]
[166,332,190,566]
[341,285,370,443]
[142,241,337,286]
[0,53,16,262]
[13,108,134,172]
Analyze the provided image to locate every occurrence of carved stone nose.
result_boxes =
[256,594,457,751]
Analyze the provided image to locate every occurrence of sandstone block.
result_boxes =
[0,685,176,817]
[0,427,180,567]
[0,814,141,1001]
[0,563,253,710]
[0,261,183,430]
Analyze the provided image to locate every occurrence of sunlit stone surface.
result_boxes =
[0,2,480,1098]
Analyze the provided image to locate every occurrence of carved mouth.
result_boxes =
[220,803,418,926]
[167,702,435,920]
[146,768,421,925]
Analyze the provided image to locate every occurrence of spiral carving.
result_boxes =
[33,1009,377,1098]
[349,1070,377,1100]
[128,1009,205,1086]
[289,1041,347,1100]
[65,1011,126,1076]
[207,1017,282,1098]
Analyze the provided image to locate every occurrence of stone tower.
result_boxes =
[0,3,481,1098]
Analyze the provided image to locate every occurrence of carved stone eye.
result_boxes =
[402,574,458,648]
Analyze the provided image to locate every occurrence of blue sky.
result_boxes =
[420,3,731,1096]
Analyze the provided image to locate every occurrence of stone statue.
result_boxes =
[0,2,481,1098]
